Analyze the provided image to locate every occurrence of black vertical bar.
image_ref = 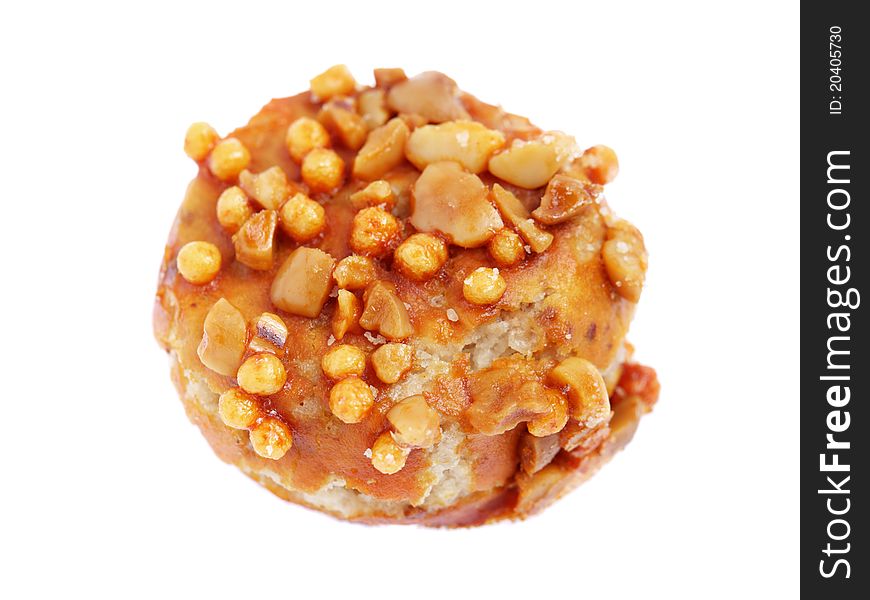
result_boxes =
[801,2,867,596]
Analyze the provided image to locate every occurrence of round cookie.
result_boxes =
[153,66,659,526]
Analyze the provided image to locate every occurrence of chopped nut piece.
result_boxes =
[270,247,335,318]
[463,267,506,305]
[333,255,376,290]
[527,389,570,437]
[279,193,326,242]
[208,137,250,181]
[248,312,289,355]
[370,343,413,384]
[387,395,441,449]
[488,133,576,189]
[358,89,390,129]
[332,289,361,340]
[285,117,331,163]
[491,184,553,253]
[328,376,375,423]
[488,228,525,267]
[184,122,219,161]
[405,120,505,173]
[301,148,345,193]
[237,353,287,396]
[249,416,293,460]
[321,344,367,379]
[410,162,503,247]
[319,97,368,150]
[352,118,410,181]
[197,298,247,376]
[517,218,555,253]
[560,420,610,453]
[359,280,414,340]
[466,368,552,435]
[232,210,278,270]
[349,206,401,257]
[238,166,290,210]
[310,64,356,101]
[579,144,619,185]
[350,180,395,209]
[176,241,221,284]
[393,233,448,281]
[548,357,610,427]
[216,186,253,233]
[602,221,648,302]
[370,431,409,474]
[374,67,407,88]
[532,175,600,225]
[218,388,260,430]
[519,432,561,475]
[386,71,470,123]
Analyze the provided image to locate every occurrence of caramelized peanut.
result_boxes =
[519,432,561,475]
[370,343,413,384]
[321,344,367,379]
[232,210,278,271]
[560,420,610,453]
[410,162,503,247]
[301,148,345,193]
[531,174,599,225]
[329,376,375,423]
[527,389,569,437]
[466,367,552,435]
[359,280,413,340]
[349,206,401,257]
[579,144,619,185]
[319,97,368,150]
[358,88,390,129]
[238,166,290,210]
[548,357,610,427]
[237,353,287,396]
[393,233,448,281]
[279,193,326,242]
[285,117,331,162]
[491,184,553,253]
[463,267,506,305]
[216,186,253,233]
[208,137,250,181]
[387,395,441,449]
[333,255,376,290]
[218,388,260,430]
[405,120,504,173]
[488,228,525,267]
[248,312,289,355]
[370,431,409,474]
[249,416,293,460]
[386,71,469,123]
[184,122,219,161]
[310,64,356,101]
[176,241,221,284]
[197,298,247,376]
[373,67,407,88]
[350,180,395,209]
[332,289,361,340]
[488,133,575,189]
[270,247,335,318]
[352,118,410,181]
[602,221,647,302]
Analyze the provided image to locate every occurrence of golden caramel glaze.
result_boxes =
[154,67,656,525]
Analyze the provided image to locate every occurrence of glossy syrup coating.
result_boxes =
[154,66,658,525]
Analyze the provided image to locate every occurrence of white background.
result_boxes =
[0,1,799,598]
